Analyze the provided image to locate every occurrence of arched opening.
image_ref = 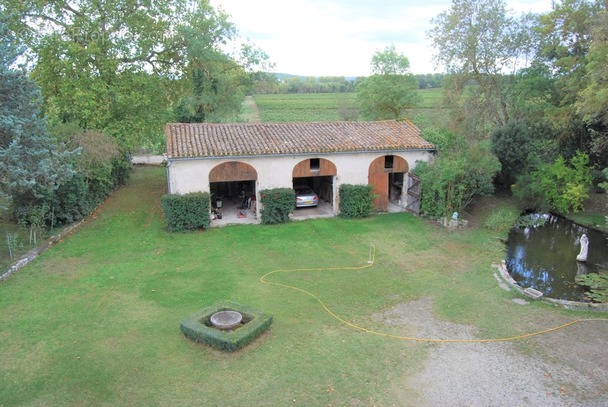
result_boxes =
[292,158,337,214]
[209,161,258,222]
[368,155,409,212]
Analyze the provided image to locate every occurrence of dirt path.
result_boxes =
[373,298,608,406]
[242,95,262,122]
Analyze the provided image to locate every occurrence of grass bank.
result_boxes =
[0,167,599,406]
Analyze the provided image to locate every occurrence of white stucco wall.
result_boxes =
[167,150,433,196]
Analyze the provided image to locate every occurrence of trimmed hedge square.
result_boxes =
[180,301,272,352]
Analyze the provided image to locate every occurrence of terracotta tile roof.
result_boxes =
[165,120,435,159]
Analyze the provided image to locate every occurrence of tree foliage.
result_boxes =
[490,120,544,188]
[534,0,607,163]
[427,0,605,190]
[575,3,608,156]
[414,129,501,218]
[428,0,535,131]
[3,0,266,148]
[514,151,593,213]
[356,45,420,120]
[0,16,78,226]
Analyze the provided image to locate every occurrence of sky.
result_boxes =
[210,0,556,77]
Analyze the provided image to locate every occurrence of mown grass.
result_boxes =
[252,89,451,130]
[0,167,597,406]
[566,211,608,233]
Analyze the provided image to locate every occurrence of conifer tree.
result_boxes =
[0,16,77,225]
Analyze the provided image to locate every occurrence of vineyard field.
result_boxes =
[250,88,450,130]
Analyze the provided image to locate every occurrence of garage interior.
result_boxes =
[209,162,258,224]
[291,158,336,218]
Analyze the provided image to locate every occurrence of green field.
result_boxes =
[252,89,451,130]
[1,167,603,406]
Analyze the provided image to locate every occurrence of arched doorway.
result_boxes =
[292,158,337,212]
[368,155,409,212]
[209,161,258,219]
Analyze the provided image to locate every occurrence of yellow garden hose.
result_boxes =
[259,244,608,343]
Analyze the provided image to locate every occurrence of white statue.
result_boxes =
[451,211,459,220]
[576,234,589,262]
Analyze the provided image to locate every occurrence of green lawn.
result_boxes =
[0,167,595,406]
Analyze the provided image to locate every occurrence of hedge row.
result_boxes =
[180,301,273,352]
[259,188,295,224]
[338,184,376,218]
[161,192,210,232]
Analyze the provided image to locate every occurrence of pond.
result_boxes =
[505,214,608,302]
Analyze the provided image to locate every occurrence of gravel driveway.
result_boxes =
[372,298,608,406]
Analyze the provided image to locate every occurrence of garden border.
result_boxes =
[495,260,608,312]
[0,220,84,283]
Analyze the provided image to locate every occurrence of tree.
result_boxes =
[356,45,420,120]
[4,0,239,148]
[514,151,593,213]
[428,0,536,133]
[575,2,608,160]
[414,129,501,218]
[490,120,538,188]
[535,0,607,165]
[0,16,78,226]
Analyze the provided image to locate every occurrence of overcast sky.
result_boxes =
[210,0,555,77]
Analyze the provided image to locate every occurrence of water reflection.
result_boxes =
[505,214,608,301]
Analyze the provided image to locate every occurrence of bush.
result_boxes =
[51,173,92,225]
[260,188,295,224]
[338,184,375,218]
[514,151,593,213]
[598,168,608,193]
[415,130,500,218]
[161,192,210,232]
[180,301,273,352]
[483,207,520,233]
[490,120,534,188]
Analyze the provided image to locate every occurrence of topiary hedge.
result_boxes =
[259,188,295,224]
[338,184,375,218]
[161,192,210,232]
[180,301,273,352]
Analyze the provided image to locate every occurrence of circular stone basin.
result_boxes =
[210,310,243,330]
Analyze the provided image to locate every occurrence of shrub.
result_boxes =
[490,120,534,188]
[161,192,210,232]
[339,184,375,218]
[514,151,593,213]
[598,168,608,193]
[260,188,295,224]
[51,173,92,225]
[415,131,500,218]
[483,207,520,233]
[180,301,273,352]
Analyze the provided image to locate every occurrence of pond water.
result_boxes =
[505,214,608,302]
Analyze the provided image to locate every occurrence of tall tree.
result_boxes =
[428,0,536,133]
[536,0,607,164]
[356,45,420,120]
[0,16,77,224]
[575,1,608,159]
[4,0,237,148]
[172,16,268,123]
